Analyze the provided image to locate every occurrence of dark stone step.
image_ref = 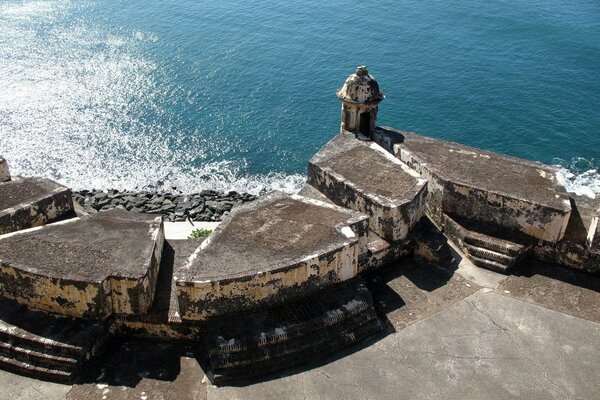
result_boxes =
[0,339,78,371]
[0,298,108,358]
[443,214,526,256]
[208,295,372,357]
[210,310,377,370]
[464,243,517,265]
[204,278,382,384]
[0,353,73,382]
[206,279,374,356]
[209,317,382,385]
[469,255,512,273]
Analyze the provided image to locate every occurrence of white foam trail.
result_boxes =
[554,157,600,199]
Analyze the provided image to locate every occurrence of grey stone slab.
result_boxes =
[0,177,74,235]
[308,132,427,241]
[498,261,600,323]
[66,342,207,400]
[207,290,600,400]
[0,368,70,400]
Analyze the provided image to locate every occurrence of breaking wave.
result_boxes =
[554,157,600,199]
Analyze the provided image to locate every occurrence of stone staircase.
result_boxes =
[442,213,533,273]
[205,278,381,384]
[0,297,108,382]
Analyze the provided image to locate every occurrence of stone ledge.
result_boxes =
[0,177,74,235]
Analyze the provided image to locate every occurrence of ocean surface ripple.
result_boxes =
[0,0,598,196]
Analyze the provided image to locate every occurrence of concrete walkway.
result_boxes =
[2,261,598,400]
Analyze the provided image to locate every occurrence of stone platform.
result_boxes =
[0,210,164,318]
[308,132,427,242]
[375,128,572,243]
[0,177,74,235]
[175,192,369,320]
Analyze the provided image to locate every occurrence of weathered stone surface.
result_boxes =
[0,177,74,235]
[205,278,381,384]
[175,191,369,320]
[375,128,572,243]
[498,260,600,323]
[308,132,427,242]
[0,210,164,318]
[115,239,204,340]
[0,158,9,182]
[0,296,108,382]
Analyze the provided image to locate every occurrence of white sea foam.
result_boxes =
[554,157,600,199]
[0,0,305,196]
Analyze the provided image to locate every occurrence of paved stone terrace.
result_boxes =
[3,258,598,400]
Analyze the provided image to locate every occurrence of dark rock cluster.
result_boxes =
[73,189,258,222]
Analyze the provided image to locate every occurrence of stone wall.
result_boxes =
[0,158,9,182]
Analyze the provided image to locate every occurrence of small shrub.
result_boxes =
[188,228,212,239]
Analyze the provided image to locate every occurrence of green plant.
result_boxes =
[188,228,213,239]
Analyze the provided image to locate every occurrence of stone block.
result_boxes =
[308,132,427,242]
[0,210,164,318]
[174,191,369,320]
[0,177,74,235]
[377,127,572,243]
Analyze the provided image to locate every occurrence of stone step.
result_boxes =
[469,255,513,273]
[0,297,109,381]
[463,243,517,265]
[210,317,381,385]
[208,292,372,357]
[210,311,377,369]
[463,232,527,257]
[0,340,78,371]
[204,278,382,384]
[441,213,531,272]
[0,353,73,382]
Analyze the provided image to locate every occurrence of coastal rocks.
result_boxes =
[73,189,257,222]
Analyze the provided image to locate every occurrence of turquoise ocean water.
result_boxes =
[0,0,598,196]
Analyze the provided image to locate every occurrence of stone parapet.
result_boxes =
[375,128,572,243]
[308,132,427,242]
[0,177,74,235]
[0,210,164,318]
[175,192,369,320]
